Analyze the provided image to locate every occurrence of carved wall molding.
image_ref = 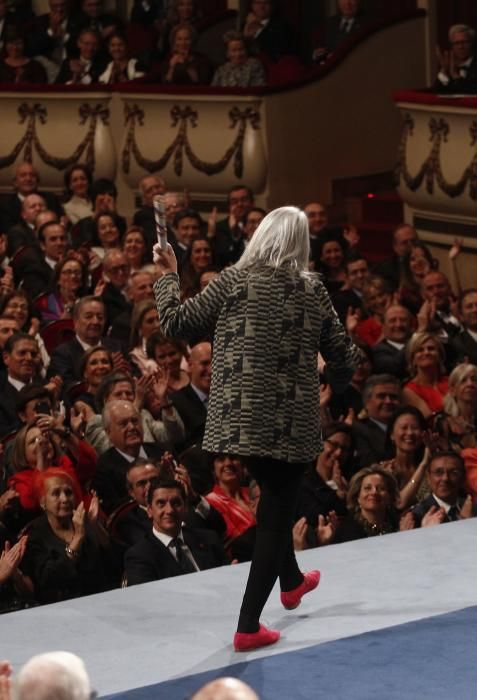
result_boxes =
[122,103,261,178]
[0,102,110,173]
[395,112,477,200]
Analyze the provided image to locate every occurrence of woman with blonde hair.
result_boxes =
[402,332,448,418]
[154,205,359,652]
[432,363,477,450]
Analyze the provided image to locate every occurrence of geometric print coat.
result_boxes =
[155,265,359,463]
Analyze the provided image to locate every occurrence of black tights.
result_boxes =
[237,456,307,634]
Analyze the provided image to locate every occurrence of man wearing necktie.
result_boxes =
[124,478,227,586]
[411,452,477,527]
[321,0,364,55]
[435,23,477,94]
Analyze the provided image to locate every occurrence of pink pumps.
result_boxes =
[280,570,321,610]
[233,624,281,652]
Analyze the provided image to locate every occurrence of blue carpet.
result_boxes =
[102,605,477,700]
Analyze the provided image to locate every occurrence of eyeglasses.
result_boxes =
[7,303,28,311]
[430,468,462,478]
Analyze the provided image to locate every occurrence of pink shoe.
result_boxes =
[280,570,321,610]
[233,624,281,652]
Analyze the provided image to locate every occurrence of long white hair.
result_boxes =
[235,206,311,275]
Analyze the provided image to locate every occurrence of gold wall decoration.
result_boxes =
[122,103,260,178]
[395,113,477,200]
[0,102,109,172]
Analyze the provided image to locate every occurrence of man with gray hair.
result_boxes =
[12,651,91,700]
[352,374,402,468]
[92,399,166,514]
[435,23,477,93]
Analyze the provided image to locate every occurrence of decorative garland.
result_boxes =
[0,103,109,172]
[122,103,261,177]
[395,112,477,200]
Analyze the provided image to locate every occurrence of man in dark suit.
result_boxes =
[412,451,477,526]
[114,459,226,549]
[17,221,67,299]
[124,478,227,586]
[100,249,131,330]
[171,342,211,451]
[48,296,127,385]
[0,333,43,437]
[1,162,63,232]
[373,224,418,291]
[242,0,297,62]
[331,254,369,324]
[450,288,477,365]
[418,271,463,352]
[110,269,154,343]
[93,400,167,515]
[434,24,477,94]
[28,0,78,64]
[132,174,166,250]
[170,209,202,272]
[6,194,47,258]
[211,186,254,269]
[352,374,401,468]
[323,0,367,53]
[54,27,104,84]
[372,304,413,378]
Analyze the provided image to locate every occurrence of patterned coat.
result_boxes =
[155,266,359,462]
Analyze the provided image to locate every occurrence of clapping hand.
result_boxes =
[316,511,338,545]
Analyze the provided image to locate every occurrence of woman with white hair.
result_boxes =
[154,206,359,652]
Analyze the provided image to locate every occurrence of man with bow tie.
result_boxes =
[435,24,477,94]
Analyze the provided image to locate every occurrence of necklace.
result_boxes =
[354,511,395,537]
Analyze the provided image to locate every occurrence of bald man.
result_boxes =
[170,341,211,451]
[191,677,259,700]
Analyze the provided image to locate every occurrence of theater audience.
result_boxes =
[348,276,392,347]
[242,0,296,63]
[326,467,407,543]
[78,370,184,455]
[62,165,93,225]
[416,271,462,346]
[132,175,167,249]
[205,454,256,554]
[352,374,401,468]
[122,226,150,271]
[450,288,477,365]
[146,331,189,393]
[383,406,430,509]
[55,28,103,84]
[180,235,213,300]
[92,399,167,514]
[99,31,145,83]
[433,363,477,451]
[374,224,418,290]
[411,451,477,526]
[36,252,88,323]
[0,28,47,83]
[331,253,370,324]
[371,304,413,378]
[402,332,448,419]
[212,31,265,88]
[124,477,226,586]
[159,22,211,85]
[396,241,433,312]
[76,345,114,411]
[315,236,347,293]
[22,468,114,603]
[48,296,125,386]
[435,24,477,94]
[128,299,160,374]
[296,422,352,531]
